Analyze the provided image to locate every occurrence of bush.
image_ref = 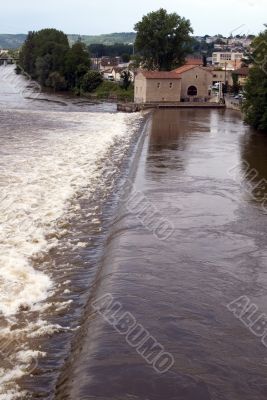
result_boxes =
[46,72,67,91]
[81,70,103,92]
[92,81,134,101]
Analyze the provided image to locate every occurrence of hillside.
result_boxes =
[0,32,136,49]
[0,34,26,49]
[68,32,136,46]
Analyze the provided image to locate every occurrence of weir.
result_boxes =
[117,101,226,112]
[54,108,267,400]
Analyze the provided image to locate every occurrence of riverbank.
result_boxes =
[55,108,267,400]
[225,95,242,112]
[84,81,134,102]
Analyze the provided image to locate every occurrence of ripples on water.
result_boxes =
[2,66,267,400]
[0,66,143,398]
[55,109,267,400]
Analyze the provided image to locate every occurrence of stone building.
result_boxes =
[134,71,182,104]
[172,65,213,101]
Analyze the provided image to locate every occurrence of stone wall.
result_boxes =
[180,67,213,99]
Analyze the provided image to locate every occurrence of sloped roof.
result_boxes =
[140,71,181,79]
[186,58,203,66]
[232,67,249,76]
[172,65,213,75]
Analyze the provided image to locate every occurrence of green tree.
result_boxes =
[134,8,193,70]
[19,29,70,87]
[65,42,91,88]
[46,72,67,91]
[121,53,131,63]
[88,43,133,58]
[19,31,37,76]
[243,28,267,131]
[35,55,52,85]
[81,70,103,92]
[120,70,132,90]
[231,73,241,95]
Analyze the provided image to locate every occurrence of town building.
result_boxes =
[134,71,182,103]
[212,52,244,70]
[211,69,234,86]
[111,67,134,82]
[232,66,249,87]
[99,57,120,71]
[172,65,213,101]
[0,49,9,55]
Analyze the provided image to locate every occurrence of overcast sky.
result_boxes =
[1,0,265,36]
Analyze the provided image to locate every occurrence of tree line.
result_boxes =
[243,27,267,131]
[18,29,102,93]
[88,43,133,61]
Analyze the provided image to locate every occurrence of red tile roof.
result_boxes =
[172,65,213,75]
[186,58,203,66]
[140,71,181,79]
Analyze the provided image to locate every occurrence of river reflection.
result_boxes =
[56,108,267,400]
[240,131,267,205]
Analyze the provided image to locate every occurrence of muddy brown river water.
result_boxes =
[1,66,267,399]
[56,108,267,400]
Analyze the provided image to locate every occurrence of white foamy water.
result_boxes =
[0,95,142,396]
[0,109,141,316]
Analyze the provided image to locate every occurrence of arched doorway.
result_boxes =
[187,86,198,96]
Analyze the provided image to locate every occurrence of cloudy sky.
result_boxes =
[1,0,265,36]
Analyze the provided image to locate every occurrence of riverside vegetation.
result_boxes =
[243,27,267,131]
[18,28,133,100]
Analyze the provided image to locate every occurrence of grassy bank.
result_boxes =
[84,81,134,102]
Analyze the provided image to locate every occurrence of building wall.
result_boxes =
[134,74,147,103]
[212,52,244,69]
[145,79,181,102]
[212,70,233,86]
[180,67,213,99]
[134,74,181,103]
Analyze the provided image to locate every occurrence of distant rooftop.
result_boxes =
[140,71,182,79]
[185,57,203,66]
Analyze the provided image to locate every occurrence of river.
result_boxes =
[1,66,267,400]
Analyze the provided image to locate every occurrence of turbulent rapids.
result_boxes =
[0,66,143,399]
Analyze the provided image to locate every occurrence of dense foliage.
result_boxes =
[120,70,132,90]
[243,28,267,131]
[91,81,134,101]
[19,29,91,91]
[134,8,193,70]
[80,71,103,92]
[88,43,133,58]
